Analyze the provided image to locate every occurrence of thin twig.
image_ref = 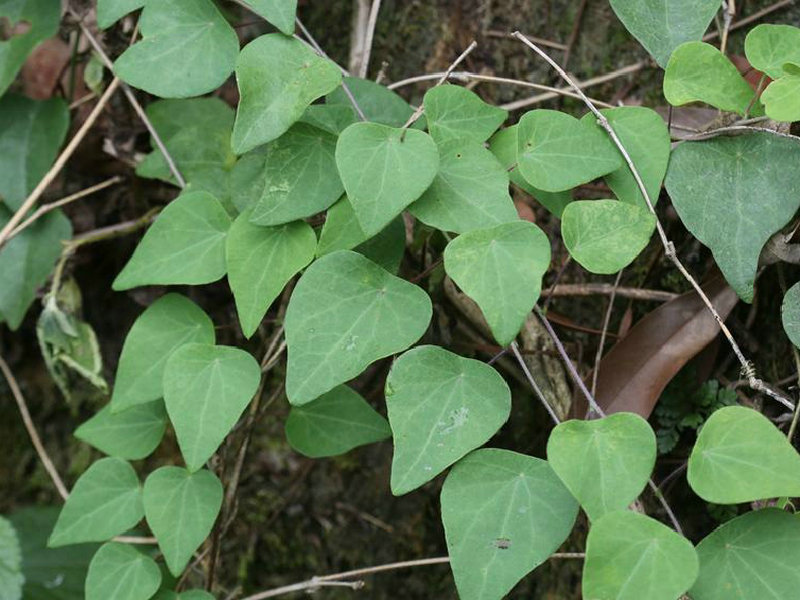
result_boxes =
[484,30,568,51]
[541,282,676,302]
[510,341,561,424]
[591,270,623,397]
[0,354,70,500]
[562,0,589,71]
[6,176,123,243]
[359,0,382,78]
[685,125,800,142]
[0,78,121,250]
[71,15,186,188]
[702,0,793,42]
[512,30,793,411]
[402,41,478,130]
[720,0,736,55]
[241,554,583,600]
[113,535,158,544]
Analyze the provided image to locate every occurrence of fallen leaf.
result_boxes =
[21,37,71,99]
[582,272,738,418]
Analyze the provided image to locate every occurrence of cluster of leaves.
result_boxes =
[3,0,800,599]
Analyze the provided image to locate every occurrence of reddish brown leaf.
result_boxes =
[21,37,71,99]
[585,273,739,418]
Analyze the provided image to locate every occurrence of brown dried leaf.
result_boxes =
[21,37,71,99]
[588,273,739,418]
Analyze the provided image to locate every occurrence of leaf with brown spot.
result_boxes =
[586,273,738,418]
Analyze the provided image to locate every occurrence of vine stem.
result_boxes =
[511,30,793,411]
[240,554,584,600]
[401,41,478,130]
[591,270,623,398]
[0,78,121,251]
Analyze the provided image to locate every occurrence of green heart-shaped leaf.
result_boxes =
[516,109,622,192]
[688,405,800,503]
[0,0,60,96]
[76,401,167,460]
[488,126,573,217]
[690,508,800,600]
[49,458,143,547]
[326,77,415,127]
[85,543,161,600]
[386,346,511,495]
[232,34,341,154]
[582,107,670,208]
[113,191,232,290]
[547,413,656,520]
[248,123,343,226]
[241,0,297,35]
[745,24,800,79]
[136,98,236,208]
[562,200,655,275]
[761,73,800,122]
[0,516,23,600]
[97,0,144,29]
[226,213,316,338]
[336,122,439,236]
[664,42,761,116]
[301,103,357,135]
[423,85,507,144]
[284,250,431,405]
[609,0,720,67]
[0,95,69,211]
[441,448,578,600]
[782,281,800,348]
[444,221,550,345]
[285,385,391,458]
[665,132,800,302]
[111,294,214,412]
[410,139,518,234]
[114,0,239,98]
[0,207,71,330]
[143,467,222,576]
[583,510,698,600]
[164,344,261,471]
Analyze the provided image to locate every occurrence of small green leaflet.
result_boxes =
[113,191,232,290]
[0,208,72,331]
[386,346,511,495]
[609,0,720,67]
[423,85,507,144]
[664,42,760,116]
[335,122,439,236]
[300,103,357,135]
[49,458,143,547]
[744,24,800,79]
[488,126,572,217]
[110,293,215,412]
[547,413,656,521]
[0,516,23,600]
[690,508,800,600]
[583,511,699,600]
[285,385,391,458]
[0,95,69,211]
[561,200,655,275]
[97,0,145,29]
[84,543,161,600]
[761,71,800,123]
[0,0,61,96]
[665,133,800,302]
[248,123,343,226]
[136,98,237,208]
[9,507,98,600]
[114,0,239,98]
[409,139,518,234]
[242,0,297,35]
[164,343,261,471]
[687,405,800,503]
[782,281,800,348]
[230,147,269,213]
[516,109,622,192]
[441,449,578,600]
[444,221,550,345]
[226,212,316,338]
[76,401,167,460]
[316,197,406,273]
[326,77,415,127]
[143,467,223,576]
[232,34,342,154]
[583,106,670,208]
[284,251,432,406]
